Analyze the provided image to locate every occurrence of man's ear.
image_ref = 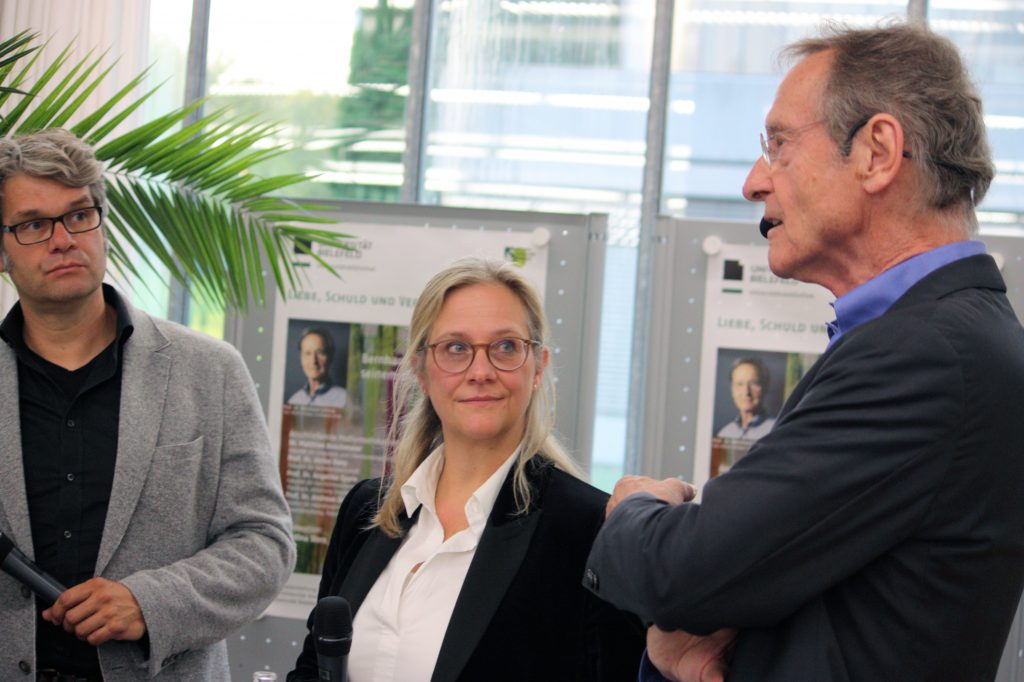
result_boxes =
[855,113,906,195]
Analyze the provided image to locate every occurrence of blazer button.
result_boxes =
[20,585,31,599]
[584,567,600,591]
[18,659,31,674]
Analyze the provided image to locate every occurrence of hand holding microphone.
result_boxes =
[315,596,352,682]
[0,530,66,605]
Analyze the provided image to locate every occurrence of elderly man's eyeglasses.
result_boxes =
[759,120,825,168]
[425,337,539,374]
[762,114,969,178]
[1,206,103,245]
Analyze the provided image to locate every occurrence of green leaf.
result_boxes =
[3,33,352,311]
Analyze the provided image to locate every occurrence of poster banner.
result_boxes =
[265,222,548,618]
[694,244,832,488]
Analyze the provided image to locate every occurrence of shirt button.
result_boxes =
[18,660,31,673]
[20,585,31,599]
[66,419,76,427]
[66,473,75,482]
[63,530,72,539]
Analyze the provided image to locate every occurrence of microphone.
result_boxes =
[314,596,352,682]
[0,531,66,604]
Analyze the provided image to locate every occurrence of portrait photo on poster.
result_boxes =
[284,320,351,409]
[709,348,818,477]
[278,320,406,578]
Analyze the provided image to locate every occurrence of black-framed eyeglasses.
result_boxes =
[424,337,539,374]
[1,206,104,245]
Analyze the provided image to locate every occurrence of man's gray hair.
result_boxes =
[784,22,993,231]
[0,129,106,257]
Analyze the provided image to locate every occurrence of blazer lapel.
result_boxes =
[95,308,171,575]
[0,347,33,550]
[431,462,546,682]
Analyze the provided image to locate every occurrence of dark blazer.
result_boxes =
[587,254,1024,681]
[289,457,644,681]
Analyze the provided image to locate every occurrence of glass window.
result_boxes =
[661,1,911,222]
[930,1,1024,234]
[145,2,192,122]
[129,2,195,322]
[206,0,413,202]
[421,0,657,490]
[177,0,414,337]
[423,0,650,231]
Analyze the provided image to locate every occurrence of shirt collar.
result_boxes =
[733,412,769,429]
[827,240,985,347]
[301,381,336,397]
[0,283,134,356]
[401,443,521,535]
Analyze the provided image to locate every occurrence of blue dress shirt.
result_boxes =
[827,240,987,348]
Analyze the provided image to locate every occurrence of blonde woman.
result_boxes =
[289,258,642,681]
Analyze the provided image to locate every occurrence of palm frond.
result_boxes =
[0,31,350,311]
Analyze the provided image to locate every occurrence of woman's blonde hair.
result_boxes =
[373,257,581,537]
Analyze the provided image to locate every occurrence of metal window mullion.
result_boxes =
[401,0,435,204]
[907,0,929,25]
[625,0,675,475]
[167,0,212,325]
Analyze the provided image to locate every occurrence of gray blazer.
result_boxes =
[0,298,295,680]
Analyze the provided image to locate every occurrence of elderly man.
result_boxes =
[713,357,776,475]
[288,326,348,408]
[716,357,775,442]
[0,129,294,680]
[585,23,1024,682]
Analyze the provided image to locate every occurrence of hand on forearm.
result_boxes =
[606,476,697,517]
[647,625,736,682]
[43,576,147,645]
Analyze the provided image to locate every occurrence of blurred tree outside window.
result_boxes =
[187,0,413,337]
[206,0,412,202]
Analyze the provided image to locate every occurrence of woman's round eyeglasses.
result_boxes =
[424,337,539,373]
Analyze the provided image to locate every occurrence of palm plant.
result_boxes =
[0,30,347,311]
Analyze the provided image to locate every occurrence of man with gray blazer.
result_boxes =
[0,129,295,680]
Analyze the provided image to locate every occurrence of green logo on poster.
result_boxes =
[505,247,528,267]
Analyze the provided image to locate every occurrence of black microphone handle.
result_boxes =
[0,537,66,604]
[316,646,347,682]
[314,595,351,682]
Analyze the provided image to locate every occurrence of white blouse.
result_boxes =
[347,445,519,682]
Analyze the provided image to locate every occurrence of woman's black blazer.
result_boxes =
[288,457,644,681]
